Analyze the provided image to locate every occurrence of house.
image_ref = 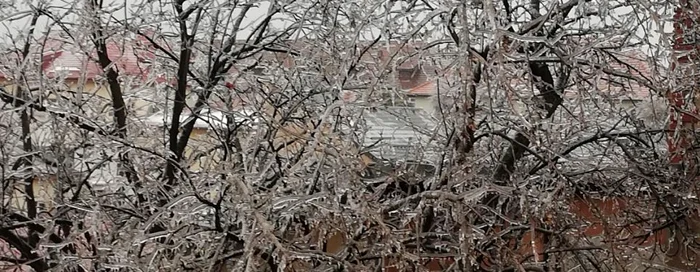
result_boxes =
[0,32,246,120]
[0,35,161,116]
[669,0,700,165]
[241,43,677,271]
[139,86,443,199]
[312,46,676,271]
[0,34,159,213]
[0,31,239,199]
[5,32,682,270]
[663,0,700,270]
[473,48,681,270]
[0,37,441,220]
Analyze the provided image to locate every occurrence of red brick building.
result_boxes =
[669,0,700,165]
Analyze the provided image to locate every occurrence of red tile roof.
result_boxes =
[54,38,154,80]
[0,33,248,90]
[0,36,157,82]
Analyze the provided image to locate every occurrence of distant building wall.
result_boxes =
[412,96,433,113]
[7,175,57,213]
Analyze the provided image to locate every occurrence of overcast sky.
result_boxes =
[0,0,275,42]
[0,0,676,59]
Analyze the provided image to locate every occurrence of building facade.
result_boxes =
[669,0,700,165]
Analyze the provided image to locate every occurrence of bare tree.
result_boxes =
[0,0,693,271]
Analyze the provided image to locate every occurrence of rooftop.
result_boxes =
[0,36,155,82]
